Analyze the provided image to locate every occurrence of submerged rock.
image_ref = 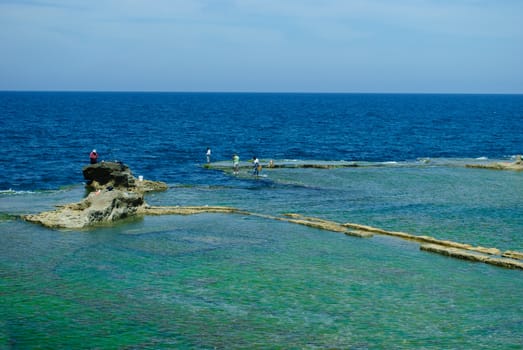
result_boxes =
[23,162,167,229]
[466,155,523,171]
[139,205,246,216]
[421,244,523,270]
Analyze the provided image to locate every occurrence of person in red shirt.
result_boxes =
[89,149,98,164]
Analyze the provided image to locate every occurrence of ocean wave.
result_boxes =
[0,187,77,196]
[0,189,35,195]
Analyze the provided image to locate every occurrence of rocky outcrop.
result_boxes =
[83,162,168,192]
[24,189,144,229]
[23,162,167,229]
[466,155,523,171]
[83,161,134,190]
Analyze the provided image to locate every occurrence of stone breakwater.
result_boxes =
[22,163,523,270]
[266,213,523,270]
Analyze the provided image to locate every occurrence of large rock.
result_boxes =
[23,162,167,229]
[83,161,136,190]
[83,162,168,193]
[24,189,144,229]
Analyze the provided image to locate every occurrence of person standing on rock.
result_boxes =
[206,147,211,163]
[89,149,98,164]
[252,156,261,177]
[232,154,240,175]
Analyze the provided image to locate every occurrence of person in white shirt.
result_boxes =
[252,156,261,176]
[206,147,211,163]
[232,154,240,174]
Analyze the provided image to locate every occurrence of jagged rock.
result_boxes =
[83,161,136,190]
[83,162,168,193]
[24,188,144,229]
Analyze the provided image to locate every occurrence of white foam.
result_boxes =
[0,189,35,195]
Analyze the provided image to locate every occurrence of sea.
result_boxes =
[0,92,522,349]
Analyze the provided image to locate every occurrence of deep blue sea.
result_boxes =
[1,92,522,191]
[1,92,522,349]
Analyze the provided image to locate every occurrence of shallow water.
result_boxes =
[149,162,523,251]
[1,215,522,349]
[1,163,523,349]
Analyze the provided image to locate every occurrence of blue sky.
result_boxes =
[1,0,522,93]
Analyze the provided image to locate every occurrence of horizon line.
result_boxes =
[1,89,522,96]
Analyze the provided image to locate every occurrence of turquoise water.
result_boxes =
[1,163,522,349]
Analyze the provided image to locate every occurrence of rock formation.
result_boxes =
[83,161,168,193]
[23,162,167,229]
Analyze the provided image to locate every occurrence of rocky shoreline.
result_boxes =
[22,162,523,270]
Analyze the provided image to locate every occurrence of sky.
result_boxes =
[1,0,522,93]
